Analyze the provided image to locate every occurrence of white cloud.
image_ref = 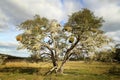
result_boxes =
[95,4,120,23]
[0,41,29,57]
[63,0,82,20]
[81,0,120,43]
[94,2,120,32]
[0,9,9,31]
[10,0,64,22]
[84,0,120,32]
[9,0,82,23]
[0,0,83,32]
[0,0,120,31]
[0,41,17,48]
[105,30,120,43]
[0,48,29,57]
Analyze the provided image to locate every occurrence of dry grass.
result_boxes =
[64,61,120,74]
[4,61,52,68]
[0,61,120,80]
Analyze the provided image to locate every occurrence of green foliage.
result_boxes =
[19,15,49,30]
[96,49,115,62]
[16,15,50,54]
[16,14,68,57]
[16,8,109,57]
[64,8,111,55]
[65,8,104,35]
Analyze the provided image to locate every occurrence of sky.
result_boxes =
[0,0,120,57]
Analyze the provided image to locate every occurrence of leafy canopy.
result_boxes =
[16,8,111,59]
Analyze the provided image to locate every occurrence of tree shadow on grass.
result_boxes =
[0,67,43,74]
[64,69,106,76]
[108,66,120,75]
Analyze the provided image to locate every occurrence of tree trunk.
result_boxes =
[44,66,58,76]
[57,36,80,74]
[44,49,58,75]
[57,60,66,74]
[45,35,80,75]
[44,60,58,75]
[57,53,74,74]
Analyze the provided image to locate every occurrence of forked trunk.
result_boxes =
[57,36,80,74]
[57,67,64,74]
[57,63,64,74]
[45,36,80,75]
[44,48,59,75]
[57,57,68,74]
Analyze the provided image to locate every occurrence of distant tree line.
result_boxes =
[0,43,120,65]
[69,44,120,63]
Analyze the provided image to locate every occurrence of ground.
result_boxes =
[0,61,120,80]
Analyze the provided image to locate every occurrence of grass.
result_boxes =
[0,61,120,80]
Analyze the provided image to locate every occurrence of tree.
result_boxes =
[96,49,115,62]
[16,9,110,75]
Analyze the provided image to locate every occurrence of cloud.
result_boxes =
[0,0,120,32]
[0,0,83,31]
[0,48,29,57]
[0,41,17,49]
[105,30,120,43]
[82,0,120,43]
[0,41,29,57]
[83,0,120,32]
[95,3,120,32]
[0,9,9,32]
[62,0,82,21]
[10,0,63,20]
[0,0,32,31]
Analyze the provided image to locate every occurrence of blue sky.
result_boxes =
[0,0,120,57]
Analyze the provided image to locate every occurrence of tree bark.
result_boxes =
[44,48,58,75]
[44,66,57,76]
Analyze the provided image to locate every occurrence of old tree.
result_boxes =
[16,9,110,75]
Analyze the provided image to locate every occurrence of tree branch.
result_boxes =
[64,35,80,60]
[40,53,51,57]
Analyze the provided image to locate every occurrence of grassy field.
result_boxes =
[0,61,120,80]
